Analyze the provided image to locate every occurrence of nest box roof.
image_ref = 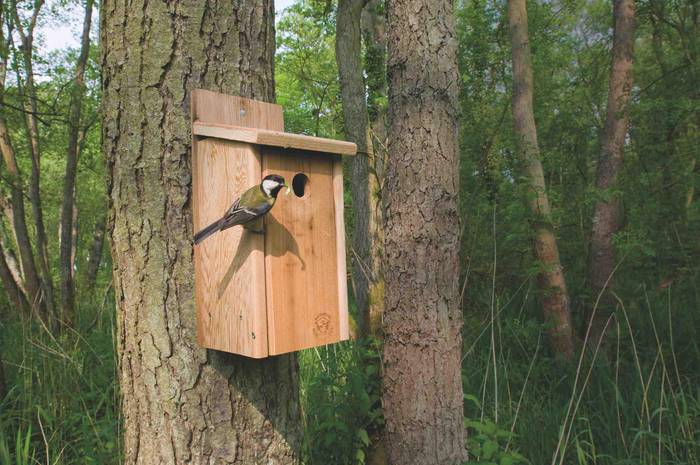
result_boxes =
[193,121,357,156]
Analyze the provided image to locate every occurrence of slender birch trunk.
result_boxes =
[508,0,575,359]
[587,0,636,349]
[59,0,93,322]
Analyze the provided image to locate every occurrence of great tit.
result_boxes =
[193,174,289,245]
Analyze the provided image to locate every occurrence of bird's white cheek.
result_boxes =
[261,180,278,196]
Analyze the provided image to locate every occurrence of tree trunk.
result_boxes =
[336,0,384,337]
[361,0,387,337]
[71,202,78,277]
[382,0,466,462]
[0,240,27,311]
[0,227,27,303]
[0,350,6,400]
[12,0,56,322]
[0,20,43,314]
[587,0,636,349]
[508,0,575,359]
[83,213,106,291]
[336,2,387,464]
[101,1,301,464]
[59,0,93,323]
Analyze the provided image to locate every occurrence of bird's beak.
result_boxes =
[285,183,291,195]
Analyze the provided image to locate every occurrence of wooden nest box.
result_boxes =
[191,90,355,358]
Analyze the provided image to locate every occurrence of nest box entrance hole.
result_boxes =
[292,173,309,197]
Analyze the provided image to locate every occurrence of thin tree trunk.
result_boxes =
[101,1,301,463]
[361,0,387,337]
[361,3,388,463]
[587,0,636,349]
[59,0,93,323]
[382,0,466,462]
[11,0,55,322]
[0,350,6,400]
[336,0,382,336]
[688,132,698,208]
[0,16,43,314]
[0,230,27,302]
[508,0,575,359]
[0,240,27,311]
[83,213,106,291]
[336,2,387,464]
[71,202,78,278]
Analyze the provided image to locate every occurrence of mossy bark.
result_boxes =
[336,0,384,338]
[101,1,301,463]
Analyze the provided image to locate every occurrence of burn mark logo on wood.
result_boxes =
[313,313,332,336]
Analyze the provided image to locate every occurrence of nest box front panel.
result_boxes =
[192,139,268,358]
[263,148,347,355]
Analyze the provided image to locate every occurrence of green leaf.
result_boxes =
[356,428,371,446]
[482,439,498,460]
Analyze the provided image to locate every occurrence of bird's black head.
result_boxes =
[260,174,287,198]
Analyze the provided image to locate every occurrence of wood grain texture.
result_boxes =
[333,159,350,340]
[193,139,267,357]
[263,148,343,355]
[191,90,284,358]
[193,121,357,156]
[191,89,284,130]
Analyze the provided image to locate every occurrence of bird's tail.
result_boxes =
[194,219,222,245]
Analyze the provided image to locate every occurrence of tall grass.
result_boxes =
[1,282,697,465]
[462,282,700,465]
[0,294,120,465]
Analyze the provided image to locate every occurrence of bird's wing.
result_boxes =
[219,189,272,231]
[220,203,272,230]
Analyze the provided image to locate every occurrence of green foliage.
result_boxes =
[276,0,343,138]
[464,412,529,465]
[0,294,120,464]
[299,337,383,465]
[463,385,531,465]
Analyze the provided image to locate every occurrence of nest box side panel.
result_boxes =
[263,149,343,355]
[191,90,284,358]
[193,139,268,357]
[332,159,350,341]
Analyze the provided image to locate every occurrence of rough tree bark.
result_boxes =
[587,0,636,349]
[59,0,93,322]
[11,0,56,320]
[382,0,466,463]
[101,1,301,464]
[508,0,575,359]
